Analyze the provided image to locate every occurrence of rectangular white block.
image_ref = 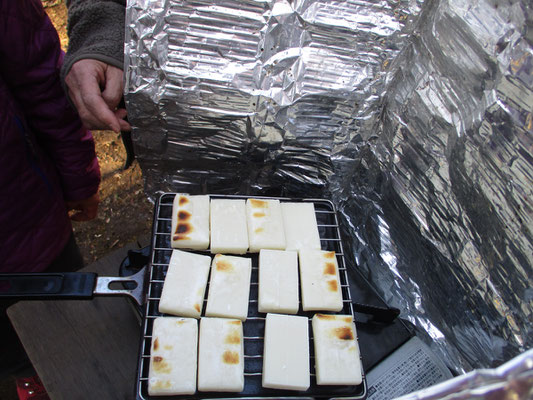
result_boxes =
[198,317,244,392]
[246,198,286,252]
[312,314,362,385]
[171,194,210,250]
[299,250,343,312]
[210,199,249,254]
[148,317,198,396]
[205,254,252,321]
[258,249,299,314]
[281,202,321,251]
[158,250,211,318]
[262,313,310,391]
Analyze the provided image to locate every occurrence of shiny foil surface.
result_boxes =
[125,0,422,195]
[124,0,532,393]
[394,348,533,400]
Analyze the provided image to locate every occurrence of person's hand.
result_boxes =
[65,59,131,133]
[67,193,100,221]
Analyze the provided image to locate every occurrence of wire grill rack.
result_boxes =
[136,193,367,399]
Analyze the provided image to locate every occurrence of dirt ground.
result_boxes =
[45,0,154,264]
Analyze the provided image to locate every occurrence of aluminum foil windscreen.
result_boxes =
[125,0,532,379]
[125,0,423,195]
[370,0,532,373]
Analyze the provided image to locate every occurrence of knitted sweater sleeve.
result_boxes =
[60,0,127,83]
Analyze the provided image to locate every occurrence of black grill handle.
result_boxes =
[352,302,401,323]
[0,273,97,300]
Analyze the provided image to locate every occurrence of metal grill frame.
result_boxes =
[135,193,367,400]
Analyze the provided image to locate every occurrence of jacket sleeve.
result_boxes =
[0,0,100,202]
[61,0,126,84]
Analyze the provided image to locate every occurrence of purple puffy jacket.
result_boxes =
[0,1,101,273]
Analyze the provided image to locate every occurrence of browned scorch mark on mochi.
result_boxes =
[333,326,354,341]
[253,212,266,218]
[215,258,233,272]
[152,356,172,373]
[176,224,191,234]
[173,221,193,241]
[225,329,241,344]
[324,251,336,259]
[178,210,191,221]
[327,280,338,292]
[315,314,336,320]
[152,380,172,390]
[222,350,240,364]
[250,199,267,208]
[179,196,189,205]
[323,262,336,275]
[194,303,201,313]
[173,234,191,241]
[153,338,159,350]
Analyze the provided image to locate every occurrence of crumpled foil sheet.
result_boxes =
[367,0,533,374]
[394,348,533,400]
[125,0,533,385]
[125,0,423,195]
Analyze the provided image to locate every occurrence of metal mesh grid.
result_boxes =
[136,193,367,399]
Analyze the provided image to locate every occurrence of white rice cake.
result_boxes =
[258,249,299,314]
[198,317,244,392]
[158,250,211,318]
[281,202,321,251]
[205,254,252,321]
[148,317,198,396]
[312,314,362,385]
[246,198,286,252]
[210,199,249,254]
[299,249,343,312]
[262,313,310,391]
[171,194,210,250]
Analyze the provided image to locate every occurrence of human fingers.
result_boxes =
[68,205,98,221]
[68,206,92,221]
[69,209,90,222]
[115,108,132,132]
[67,193,100,221]
[66,60,122,132]
[101,67,131,132]
[78,85,122,133]
[69,206,97,221]
[65,69,98,127]
[118,117,132,132]
[101,65,124,110]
